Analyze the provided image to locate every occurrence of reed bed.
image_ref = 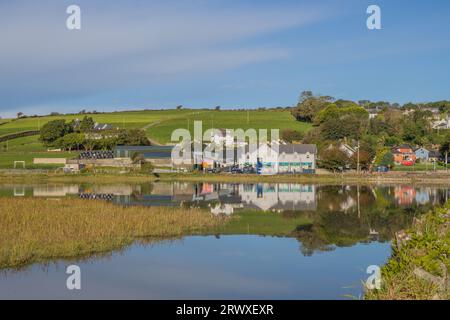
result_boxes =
[0,197,224,269]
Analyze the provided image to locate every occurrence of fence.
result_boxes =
[0,130,40,143]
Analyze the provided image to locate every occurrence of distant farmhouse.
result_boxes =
[367,106,381,119]
[93,122,115,131]
[432,117,450,130]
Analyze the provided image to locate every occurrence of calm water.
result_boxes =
[0,182,448,299]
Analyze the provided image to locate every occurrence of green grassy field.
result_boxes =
[0,135,78,169]
[0,109,196,138]
[146,109,311,144]
[0,109,311,144]
[0,135,45,152]
[0,151,78,169]
[0,109,310,167]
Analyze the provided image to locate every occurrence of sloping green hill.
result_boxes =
[146,109,311,144]
[0,109,195,138]
[0,109,311,145]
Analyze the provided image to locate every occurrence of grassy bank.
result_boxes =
[156,172,450,185]
[3,171,450,185]
[365,203,449,300]
[0,197,225,269]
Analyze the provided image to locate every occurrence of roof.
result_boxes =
[392,144,415,154]
[279,144,317,154]
[115,146,174,151]
[115,145,174,159]
[93,123,114,130]
[394,144,412,149]
[429,150,442,157]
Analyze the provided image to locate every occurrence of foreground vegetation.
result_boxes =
[0,197,225,269]
[365,203,449,300]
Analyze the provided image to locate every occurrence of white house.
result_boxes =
[432,118,450,130]
[210,128,235,147]
[237,143,317,174]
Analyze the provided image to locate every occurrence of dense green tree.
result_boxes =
[55,133,85,151]
[315,105,368,126]
[320,112,368,141]
[401,110,431,145]
[334,99,359,108]
[281,129,304,143]
[349,150,372,170]
[380,152,394,168]
[117,129,150,146]
[318,147,349,171]
[79,116,95,132]
[39,119,72,146]
[291,91,334,122]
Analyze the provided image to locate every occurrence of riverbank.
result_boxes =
[2,170,450,185]
[0,197,225,270]
[365,203,449,300]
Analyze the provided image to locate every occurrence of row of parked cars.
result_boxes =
[206,165,256,174]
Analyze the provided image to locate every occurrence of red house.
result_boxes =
[392,144,416,166]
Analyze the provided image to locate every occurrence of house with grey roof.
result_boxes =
[237,143,317,174]
[93,122,115,131]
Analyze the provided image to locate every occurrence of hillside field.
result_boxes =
[0,109,311,144]
[0,109,311,168]
[146,109,311,144]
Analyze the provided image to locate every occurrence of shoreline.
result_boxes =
[2,171,450,185]
[365,202,449,300]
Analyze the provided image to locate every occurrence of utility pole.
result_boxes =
[357,140,360,174]
[446,151,448,173]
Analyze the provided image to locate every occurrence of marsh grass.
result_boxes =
[365,203,449,300]
[0,197,225,269]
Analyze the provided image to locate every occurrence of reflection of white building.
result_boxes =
[210,203,243,215]
[339,196,356,212]
[415,188,430,205]
[33,185,80,197]
[239,183,316,211]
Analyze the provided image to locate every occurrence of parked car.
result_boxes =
[242,166,255,174]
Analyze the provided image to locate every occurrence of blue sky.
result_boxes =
[0,0,449,117]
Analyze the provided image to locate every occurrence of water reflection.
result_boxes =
[0,182,448,299]
[1,182,447,213]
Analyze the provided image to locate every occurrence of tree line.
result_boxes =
[290,91,450,171]
[39,116,150,151]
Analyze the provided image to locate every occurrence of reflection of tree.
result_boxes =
[293,185,436,256]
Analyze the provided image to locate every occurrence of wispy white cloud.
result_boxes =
[0,0,335,112]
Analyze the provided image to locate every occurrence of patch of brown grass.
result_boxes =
[0,197,224,269]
